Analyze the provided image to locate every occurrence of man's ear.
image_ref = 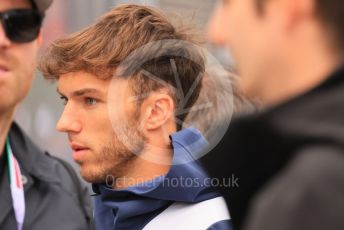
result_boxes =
[276,0,315,32]
[36,31,43,47]
[141,92,175,131]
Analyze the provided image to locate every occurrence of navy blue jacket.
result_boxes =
[92,128,232,230]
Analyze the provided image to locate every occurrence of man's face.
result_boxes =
[208,0,283,101]
[0,0,40,112]
[57,71,145,183]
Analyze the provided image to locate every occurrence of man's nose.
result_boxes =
[56,106,82,134]
[207,4,227,46]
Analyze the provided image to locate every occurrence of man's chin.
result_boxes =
[79,166,108,184]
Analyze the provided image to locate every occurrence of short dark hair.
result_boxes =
[314,0,344,51]
[256,0,344,51]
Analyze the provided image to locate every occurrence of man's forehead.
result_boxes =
[58,71,111,92]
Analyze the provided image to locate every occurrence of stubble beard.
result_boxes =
[80,114,146,184]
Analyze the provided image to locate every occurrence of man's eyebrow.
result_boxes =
[72,88,101,97]
[56,88,102,97]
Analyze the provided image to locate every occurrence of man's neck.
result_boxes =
[259,25,343,107]
[0,109,15,156]
[263,55,341,107]
[113,144,173,189]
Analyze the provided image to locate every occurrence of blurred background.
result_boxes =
[15,0,232,172]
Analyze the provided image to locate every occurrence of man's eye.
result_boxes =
[85,97,97,106]
[60,96,68,105]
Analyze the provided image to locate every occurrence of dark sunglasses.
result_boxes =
[0,9,43,43]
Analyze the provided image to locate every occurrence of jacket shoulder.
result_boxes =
[143,197,231,230]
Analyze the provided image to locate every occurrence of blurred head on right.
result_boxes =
[208,0,344,106]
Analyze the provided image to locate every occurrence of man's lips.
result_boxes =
[70,142,90,161]
[70,142,89,151]
[0,64,9,70]
[0,64,10,77]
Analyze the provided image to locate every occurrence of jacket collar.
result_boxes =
[94,127,218,202]
[8,122,60,184]
[1,122,59,226]
[92,127,219,229]
[258,64,344,144]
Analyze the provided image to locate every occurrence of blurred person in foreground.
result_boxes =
[38,4,232,230]
[0,0,92,229]
[202,0,344,229]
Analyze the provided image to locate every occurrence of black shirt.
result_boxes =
[201,65,344,229]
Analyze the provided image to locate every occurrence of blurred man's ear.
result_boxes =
[273,0,315,32]
[141,91,175,131]
[37,32,43,47]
